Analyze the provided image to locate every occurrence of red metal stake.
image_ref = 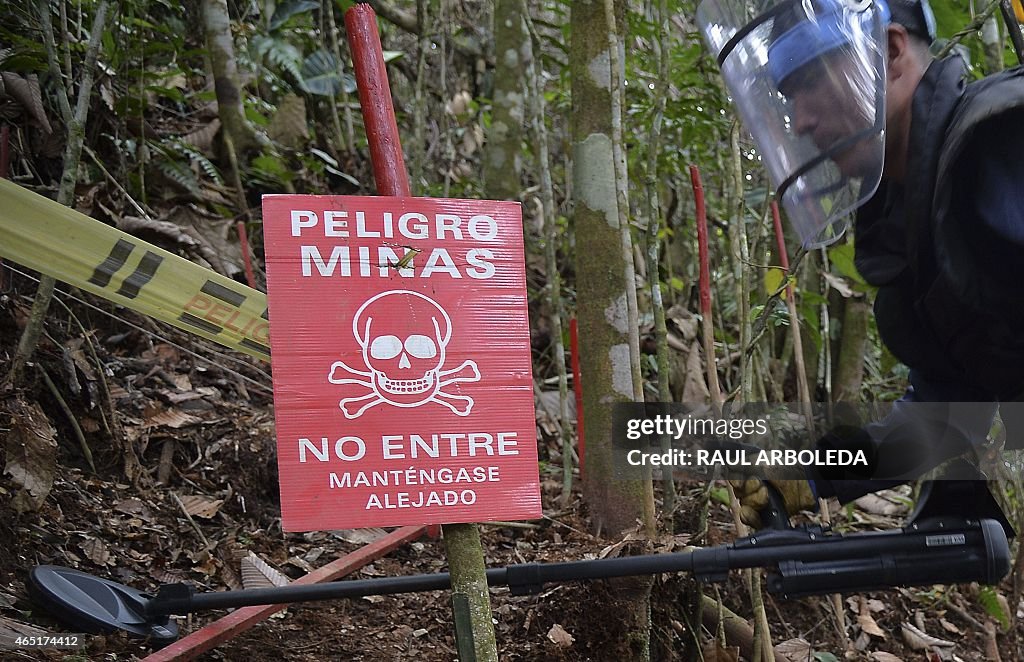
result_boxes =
[569,317,583,476]
[346,3,438,539]
[690,165,723,409]
[771,202,792,284]
[236,220,257,289]
[690,166,710,320]
[141,526,427,662]
[345,4,411,198]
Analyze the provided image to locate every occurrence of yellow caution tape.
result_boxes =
[0,178,270,361]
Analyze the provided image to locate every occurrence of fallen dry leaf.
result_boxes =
[681,340,711,402]
[870,652,904,662]
[901,622,954,653]
[115,498,152,520]
[863,598,886,612]
[3,399,58,513]
[80,537,112,566]
[774,637,813,661]
[859,611,887,638]
[938,618,964,635]
[0,72,52,133]
[823,270,855,297]
[143,408,202,429]
[853,492,907,516]
[331,528,390,545]
[179,494,224,519]
[701,641,739,662]
[0,615,48,639]
[547,624,575,648]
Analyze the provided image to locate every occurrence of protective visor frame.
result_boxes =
[711,0,890,247]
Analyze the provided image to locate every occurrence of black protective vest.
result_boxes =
[854,57,1024,400]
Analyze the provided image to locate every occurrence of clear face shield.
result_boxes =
[697,0,890,248]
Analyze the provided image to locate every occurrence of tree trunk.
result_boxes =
[982,13,1003,75]
[571,0,654,657]
[833,295,870,402]
[483,0,529,200]
[202,0,258,155]
[572,0,651,538]
[442,522,498,662]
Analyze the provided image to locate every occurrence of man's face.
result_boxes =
[781,52,881,179]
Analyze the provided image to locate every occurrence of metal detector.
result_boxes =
[27,480,1013,646]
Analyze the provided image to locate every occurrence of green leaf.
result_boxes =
[382,50,405,63]
[155,159,201,197]
[709,486,730,506]
[308,148,360,186]
[270,0,319,31]
[797,298,822,351]
[978,585,1010,630]
[146,85,185,103]
[253,35,304,83]
[300,49,345,96]
[827,241,867,285]
[250,152,295,188]
[764,267,786,297]
[799,291,828,307]
[0,53,46,72]
[813,653,840,662]
[245,107,269,127]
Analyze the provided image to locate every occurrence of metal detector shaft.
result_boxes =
[146,518,1009,615]
[151,553,699,615]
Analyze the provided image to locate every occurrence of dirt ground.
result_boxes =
[2,276,1024,661]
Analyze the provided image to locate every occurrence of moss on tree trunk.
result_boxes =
[442,522,498,661]
[570,0,654,658]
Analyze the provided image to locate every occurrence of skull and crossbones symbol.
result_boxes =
[327,290,481,418]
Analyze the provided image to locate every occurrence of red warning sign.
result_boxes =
[261,195,541,531]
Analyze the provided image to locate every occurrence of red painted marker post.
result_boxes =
[347,3,429,538]
[771,200,813,417]
[236,220,257,289]
[346,7,506,658]
[690,165,723,411]
[345,5,411,198]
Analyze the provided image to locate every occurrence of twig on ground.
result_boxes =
[38,364,96,473]
[172,491,211,547]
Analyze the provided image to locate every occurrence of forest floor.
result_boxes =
[1,273,1023,662]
